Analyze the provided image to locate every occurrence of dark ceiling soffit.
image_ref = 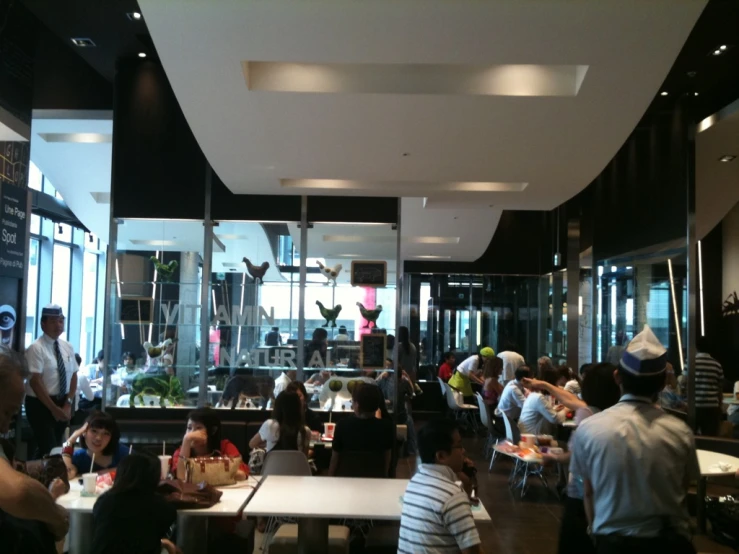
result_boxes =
[30,189,89,232]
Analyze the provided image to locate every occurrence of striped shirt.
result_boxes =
[694,353,723,408]
[398,464,480,554]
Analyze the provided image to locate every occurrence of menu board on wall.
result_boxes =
[0,183,27,279]
[350,261,387,288]
[360,333,387,369]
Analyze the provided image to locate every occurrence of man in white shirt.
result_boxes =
[273,369,297,398]
[497,366,530,421]
[497,344,525,384]
[518,367,567,435]
[0,349,70,542]
[24,304,79,457]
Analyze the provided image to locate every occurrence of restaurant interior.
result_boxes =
[2,0,739,553]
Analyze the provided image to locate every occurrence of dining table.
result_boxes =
[695,449,739,533]
[57,475,261,554]
[243,475,491,554]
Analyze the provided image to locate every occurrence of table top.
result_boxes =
[243,475,491,521]
[722,394,739,405]
[58,476,261,516]
[697,449,739,477]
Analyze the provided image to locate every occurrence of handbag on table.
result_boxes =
[184,451,242,486]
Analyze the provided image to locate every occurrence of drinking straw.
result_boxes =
[162,441,166,457]
[90,453,95,474]
[129,444,133,455]
[329,409,332,423]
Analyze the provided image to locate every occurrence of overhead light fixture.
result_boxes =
[719,155,736,162]
[693,92,699,96]
[138,52,147,58]
[412,255,452,260]
[38,132,112,144]
[406,236,460,245]
[720,45,728,51]
[660,91,668,96]
[127,11,142,20]
[713,49,722,56]
[71,38,95,47]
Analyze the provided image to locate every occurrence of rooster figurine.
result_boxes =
[357,302,383,329]
[243,258,270,284]
[150,257,178,283]
[316,301,342,327]
[316,261,342,286]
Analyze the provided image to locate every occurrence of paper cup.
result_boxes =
[323,422,336,439]
[82,473,97,495]
[158,455,172,480]
[520,434,536,445]
[548,447,564,456]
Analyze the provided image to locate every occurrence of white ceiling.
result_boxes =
[696,101,739,239]
[139,0,705,263]
[0,105,29,142]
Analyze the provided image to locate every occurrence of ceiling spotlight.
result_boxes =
[713,49,722,56]
[138,52,147,58]
[694,92,699,96]
[719,155,737,163]
[720,44,728,51]
[71,38,96,47]
[660,91,668,96]
[126,11,142,20]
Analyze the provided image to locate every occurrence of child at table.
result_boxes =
[91,453,179,554]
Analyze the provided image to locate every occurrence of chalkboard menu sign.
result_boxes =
[0,183,27,279]
[360,333,387,369]
[350,261,387,287]
[120,297,154,324]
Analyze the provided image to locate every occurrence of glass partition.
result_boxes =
[105,219,204,409]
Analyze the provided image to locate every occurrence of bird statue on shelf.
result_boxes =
[150,257,178,283]
[357,302,383,328]
[143,338,173,360]
[316,301,342,328]
[243,257,270,284]
[316,261,342,286]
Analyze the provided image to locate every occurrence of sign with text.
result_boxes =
[0,183,27,279]
[360,333,387,369]
[350,260,387,287]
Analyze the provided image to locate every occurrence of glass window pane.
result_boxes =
[52,244,71,339]
[80,252,98,364]
[43,177,56,197]
[25,240,40,346]
[28,162,42,191]
[55,223,72,243]
[30,214,41,235]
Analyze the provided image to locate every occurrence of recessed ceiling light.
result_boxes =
[660,91,668,96]
[71,38,95,47]
[719,155,736,163]
[713,49,722,56]
[138,52,147,58]
[412,255,452,260]
[720,44,728,51]
[694,92,699,96]
[127,11,142,20]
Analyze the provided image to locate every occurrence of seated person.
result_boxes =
[438,352,455,383]
[62,411,129,478]
[729,380,739,427]
[659,363,687,411]
[76,353,103,415]
[398,419,481,554]
[560,366,581,397]
[172,408,247,480]
[328,383,394,477]
[249,390,310,453]
[517,368,567,435]
[285,381,323,433]
[482,357,504,408]
[91,453,178,554]
[497,366,530,421]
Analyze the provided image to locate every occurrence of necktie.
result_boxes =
[54,340,67,396]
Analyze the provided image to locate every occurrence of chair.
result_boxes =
[489,409,520,471]
[439,379,447,397]
[444,381,479,430]
[262,451,312,476]
[475,393,494,459]
[334,450,389,478]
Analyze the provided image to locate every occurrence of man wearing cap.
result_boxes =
[569,325,698,554]
[24,304,79,458]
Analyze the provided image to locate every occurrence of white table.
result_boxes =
[243,475,490,553]
[58,477,260,554]
[695,449,739,533]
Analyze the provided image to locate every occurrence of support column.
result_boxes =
[179,251,200,394]
[566,219,580,369]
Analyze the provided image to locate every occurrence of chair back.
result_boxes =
[334,450,390,478]
[500,409,520,444]
[445,382,465,411]
[262,450,312,476]
[439,379,447,397]
[475,393,492,433]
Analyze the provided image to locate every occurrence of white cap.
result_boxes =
[619,325,667,376]
[41,304,64,318]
